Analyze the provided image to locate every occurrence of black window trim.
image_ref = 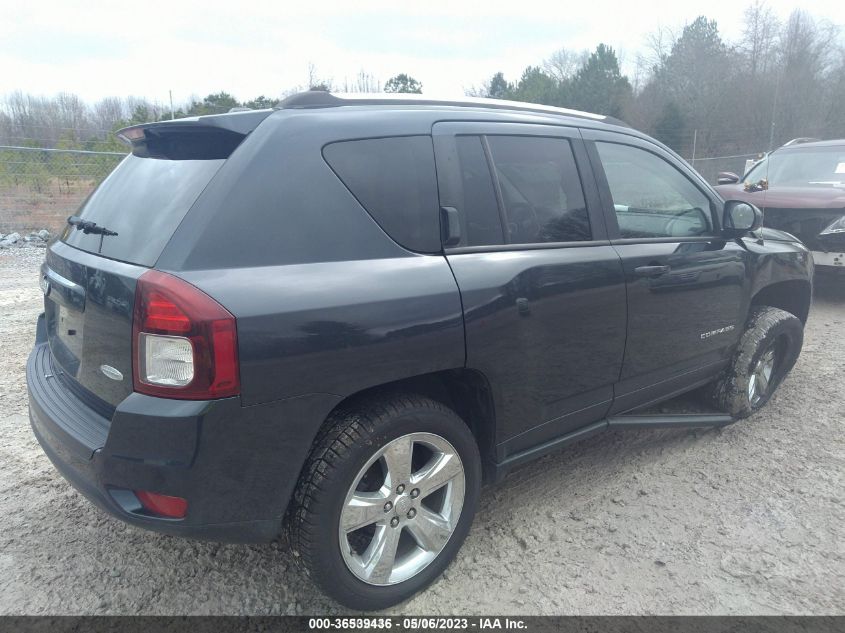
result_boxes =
[445,239,613,255]
[582,131,724,243]
[479,135,511,244]
[432,121,608,253]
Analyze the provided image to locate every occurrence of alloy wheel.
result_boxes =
[338,432,465,586]
[748,346,777,406]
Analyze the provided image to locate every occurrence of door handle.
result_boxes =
[634,265,670,277]
[440,206,461,247]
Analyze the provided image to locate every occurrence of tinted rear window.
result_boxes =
[323,136,441,253]
[62,154,223,266]
[486,136,591,244]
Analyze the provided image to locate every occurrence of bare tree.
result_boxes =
[630,52,649,93]
[306,62,333,91]
[822,48,845,134]
[92,97,128,133]
[543,48,588,83]
[341,70,382,93]
[741,0,780,78]
[463,83,488,97]
[644,25,677,69]
[774,10,840,142]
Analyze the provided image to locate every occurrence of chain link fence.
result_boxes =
[689,153,763,184]
[0,145,126,233]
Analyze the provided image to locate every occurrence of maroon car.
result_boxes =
[715,139,845,272]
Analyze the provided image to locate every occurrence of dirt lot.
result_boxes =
[0,243,842,615]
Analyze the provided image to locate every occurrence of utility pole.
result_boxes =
[169,90,175,120]
[691,129,697,167]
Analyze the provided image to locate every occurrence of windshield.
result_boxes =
[62,154,224,266]
[745,146,845,187]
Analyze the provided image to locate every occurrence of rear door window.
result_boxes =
[62,154,224,266]
[323,136,441,253]
[486,136,591,244]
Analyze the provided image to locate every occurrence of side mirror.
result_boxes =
[717,171,740,185]
[723,200,763,235]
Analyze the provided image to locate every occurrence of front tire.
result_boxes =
[288,394,481,610]
[706,306,804,419]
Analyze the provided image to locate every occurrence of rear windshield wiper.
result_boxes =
[67,215,118,236]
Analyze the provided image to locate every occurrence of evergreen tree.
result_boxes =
[654,100,686,151]
[653,18,729,122]
[508,66,564,106]
[384,74,423,93]
[569,44,631,117]
[187,92,240,116]
[244,95,277,109]
[570,44,632,117]
[487,72,510,99]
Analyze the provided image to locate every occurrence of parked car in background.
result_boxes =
[716,138,845,272]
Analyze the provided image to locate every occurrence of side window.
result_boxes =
[323,136,440,253]
[596,142,713,239]
[487,136,591,244]
[454,136,505,246]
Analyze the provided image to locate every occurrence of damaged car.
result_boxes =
[716,138,845,272]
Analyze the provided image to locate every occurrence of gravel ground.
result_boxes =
[0,243,842,615]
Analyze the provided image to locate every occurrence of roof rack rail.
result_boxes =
[275,91,626,125]
[782,137,821,146]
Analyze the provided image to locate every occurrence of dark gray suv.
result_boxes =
[27,92,812,609]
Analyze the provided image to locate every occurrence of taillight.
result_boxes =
[132,270,239,399]
[135,490,188,519]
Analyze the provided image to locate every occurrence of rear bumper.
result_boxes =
[27,319,341,543]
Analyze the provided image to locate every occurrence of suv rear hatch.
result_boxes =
[42,110,271,415]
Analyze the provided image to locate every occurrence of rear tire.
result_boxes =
[705,306,803,419]
[288,393,481,610]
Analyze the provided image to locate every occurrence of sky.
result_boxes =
[1,0,843,106]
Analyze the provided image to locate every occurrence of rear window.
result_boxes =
[745,146,845,186]
[62,154,223,266]
[323,136,441,253]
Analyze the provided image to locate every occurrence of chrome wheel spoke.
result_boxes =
[342,491,389,532]
[412,451,463,497]
[382,436,413,487]
[762,349,775,367]
[755,365,770,394]
[363,524,402,584]
[749,346,778,405]
[406,507,452,552]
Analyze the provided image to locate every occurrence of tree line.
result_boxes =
[0,72,423,153]
[477,5,844,159]
[1,3,842,162]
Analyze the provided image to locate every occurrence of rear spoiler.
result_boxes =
[116,109,274,159]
